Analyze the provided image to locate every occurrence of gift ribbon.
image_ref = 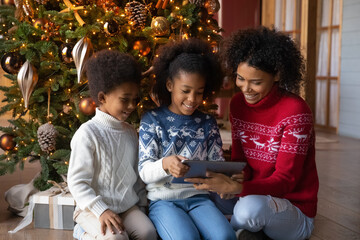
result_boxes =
[60,0,85,26]
[49,193,65,229]
[8,195,35,234]
[8,187,75,233]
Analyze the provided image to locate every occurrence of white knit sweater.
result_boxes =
[68,108,146,218]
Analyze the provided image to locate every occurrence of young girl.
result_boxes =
[187,27,319,240]
[68,50,157,240]
[138,39,236,240]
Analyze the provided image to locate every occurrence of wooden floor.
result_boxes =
[0,130,359,240]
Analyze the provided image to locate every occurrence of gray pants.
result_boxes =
[74,205,157,240]
[231,195,314,240]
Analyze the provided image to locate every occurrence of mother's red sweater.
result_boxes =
[230,84,319,218]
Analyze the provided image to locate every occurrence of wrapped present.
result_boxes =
[9,183,76,234]
[33,188,76,230]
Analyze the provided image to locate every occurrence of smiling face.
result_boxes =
[98,82,139,121]
[236,62,279,104]
[166,71,205,116]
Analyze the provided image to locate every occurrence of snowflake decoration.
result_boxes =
[142,133,150,140]
[167,116,175,122]
[176,140,183,147]
[240,131,248,143]
[195,118,201,123]
[151,111,157,116]
[212,151,220,160]
[190,141,197,147]
[267,137,280,152]
[163,140,169,147]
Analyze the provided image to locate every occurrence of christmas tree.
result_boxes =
[0,0,222,190]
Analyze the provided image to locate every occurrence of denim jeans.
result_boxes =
[149,194,236,240]
[231,195,314,240]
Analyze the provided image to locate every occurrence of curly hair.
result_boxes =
[152,38,223,106]
[221,26,305,94]
[85,50,141,105]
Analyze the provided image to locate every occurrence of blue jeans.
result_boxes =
[149,195,236,240]
[231,195,314,240]
[209,192,238,215]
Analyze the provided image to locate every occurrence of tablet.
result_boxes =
[171,160,246,184]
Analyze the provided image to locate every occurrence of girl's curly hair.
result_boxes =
[85,49,141,105]
[152,38,223,106]
[221,26,305,94]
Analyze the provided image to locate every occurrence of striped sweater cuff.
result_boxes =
[89,199,109,218]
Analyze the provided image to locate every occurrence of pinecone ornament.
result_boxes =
[37,123,57,153]
[189,0,204,6]
[125,1,147,29]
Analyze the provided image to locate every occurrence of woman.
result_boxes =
[186,27,319,240]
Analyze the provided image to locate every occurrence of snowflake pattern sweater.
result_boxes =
[138,107,224,201]
[230,84,319,218]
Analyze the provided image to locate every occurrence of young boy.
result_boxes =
[68,50,157,240]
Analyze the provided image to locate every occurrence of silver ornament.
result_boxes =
[17,60,38,108]
[72,37,93,83]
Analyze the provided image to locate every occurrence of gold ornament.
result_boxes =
[17,60,38,108]
[133,40,151,56]
[1,52,24,74]
[104,20,119,36]
[204,0,220,15]
[60,43,74,63]
[151,16,169,36]
[72,37,93,83]
[79,97,96,116]
[0,134,16,151]
[33,18,48,29]
[1,0,15,5]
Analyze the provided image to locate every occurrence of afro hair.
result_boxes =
[85,49,142,105]
[221,26,305,94]
[152,38,223,106]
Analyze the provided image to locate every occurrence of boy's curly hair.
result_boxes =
[221,26,305,94]
[85,49,141,105]
[152,38,223,106]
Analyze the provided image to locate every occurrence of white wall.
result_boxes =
[338,0,360,139]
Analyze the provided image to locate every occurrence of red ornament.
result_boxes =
[0,134,16,151]
[133,40,151,56]
[79,98,96,116]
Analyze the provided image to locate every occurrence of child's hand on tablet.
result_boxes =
[162,155,189,178]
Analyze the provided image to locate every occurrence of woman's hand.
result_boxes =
[99,209,124,235]
[219,193,236,199]
[162,155,189,178]
[185,171,243,195]
[230,172,244,183]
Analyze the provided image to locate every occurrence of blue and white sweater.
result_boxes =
[138,106,224,201]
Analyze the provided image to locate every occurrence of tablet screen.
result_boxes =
[171,160,246,184]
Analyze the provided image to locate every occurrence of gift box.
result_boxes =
[33,189,76,230]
